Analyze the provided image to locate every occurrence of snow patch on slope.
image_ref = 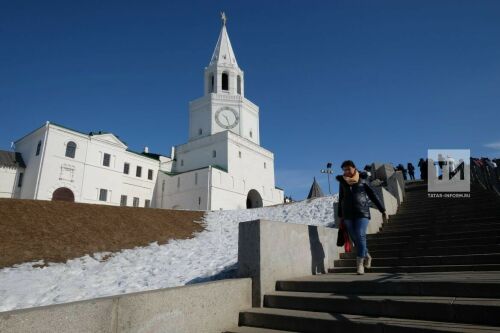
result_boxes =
[0,195,338,312]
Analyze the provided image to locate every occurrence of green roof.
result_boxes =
[126,149,162,161]
[161,164,228,176]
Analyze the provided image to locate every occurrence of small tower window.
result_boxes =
[212,150,217,158]
[65,141,76,158]
[17,172,24,187]
[198,128,203,135]
[180,159,184,166]
[237,75,241,95]
[221,73,229,91]
[210,74,214,93]
[36,140,42,156]
[264,162,267,169]
[238,151,242,158]
[249,130,253,138]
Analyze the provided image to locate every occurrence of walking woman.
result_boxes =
[336,160,386,275]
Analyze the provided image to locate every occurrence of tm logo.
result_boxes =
[427,149,470,197]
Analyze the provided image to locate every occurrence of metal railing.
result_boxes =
[470,157,500,196]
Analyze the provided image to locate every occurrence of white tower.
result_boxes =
[188,13,260,145]
[156,13,284,211]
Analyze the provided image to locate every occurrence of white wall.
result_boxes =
[0,278,252,333]
[167,130,283,211]
[189,82,259,145]
[14,124,47,199]
[16,123,160,207]
[0,166,23,198]
[174,131,229,173]
[155,167,211,210]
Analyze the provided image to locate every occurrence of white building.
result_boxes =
[0,16,284,211]
[2,122,160,207]
[0,151,25,198]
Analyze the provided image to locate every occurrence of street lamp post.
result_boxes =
[321,162,334,194]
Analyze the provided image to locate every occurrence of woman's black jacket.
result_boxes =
[336,172,385,220]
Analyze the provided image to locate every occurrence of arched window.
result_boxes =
[210,74,214,93]
[65,141,76,158]
[237,75,241,95]
[221,73,229,91]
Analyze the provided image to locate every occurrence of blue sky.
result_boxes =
[1,1,499,199]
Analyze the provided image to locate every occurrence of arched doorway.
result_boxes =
[246,189,263,209]
[52,187,75,202]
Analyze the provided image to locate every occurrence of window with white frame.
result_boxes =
[103,153,111,167]
[65,141,76,158]
[99,189,108,201]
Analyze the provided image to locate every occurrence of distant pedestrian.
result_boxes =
[407,163,415,180]
[336,160,386,275]
[418,158,427,180]
[397,164,408,180]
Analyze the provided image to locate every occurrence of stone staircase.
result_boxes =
[225,181,500,332]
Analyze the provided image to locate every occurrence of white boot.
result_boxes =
[356,257,365,275]
[364,253,372,269]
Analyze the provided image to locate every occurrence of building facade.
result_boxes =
[0,17,284,211]
[2,122,160,207]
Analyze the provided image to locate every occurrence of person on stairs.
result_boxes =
[407,162,416,180]
[336,160,387,275]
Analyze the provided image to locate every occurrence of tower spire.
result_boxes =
[209,12,238,67]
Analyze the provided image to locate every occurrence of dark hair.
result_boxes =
[341,160,356,169]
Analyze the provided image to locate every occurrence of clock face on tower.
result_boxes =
[215,106,239,129]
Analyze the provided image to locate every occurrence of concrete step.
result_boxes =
[366,231,500,246]
[340,243,500,259]
[334,253,500,268]
[388,211,500,222]
[379,218,499,233]
[224,326,298,333]
[396,205,500,214]
[388,211,500,221]
[373,221,500,238]
[276,275,500,298]
[367,227,500,243]
[264,291,500,326]
[367,235,500,250]
[238,307,500,332]
[328,263,500,273]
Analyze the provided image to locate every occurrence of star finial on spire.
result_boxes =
[220,11,227,26]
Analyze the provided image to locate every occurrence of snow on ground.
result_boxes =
[0,195,338,312]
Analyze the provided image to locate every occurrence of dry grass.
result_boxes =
[0,198,205,268]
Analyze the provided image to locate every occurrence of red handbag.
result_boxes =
[338,219,352,253]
